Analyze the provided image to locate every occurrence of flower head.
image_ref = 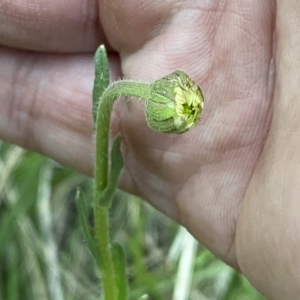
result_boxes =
[146,70,204,134]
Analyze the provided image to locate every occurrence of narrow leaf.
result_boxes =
[93,45,110,129]
[112,242,128,300]
[98,135,124,207]
[75,189,100,266]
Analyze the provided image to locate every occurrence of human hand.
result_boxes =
[0,0,298,299]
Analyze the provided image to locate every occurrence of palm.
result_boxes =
[0,0,274,269]
[112,1,274,267]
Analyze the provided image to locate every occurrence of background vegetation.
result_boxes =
[0,140,265,300]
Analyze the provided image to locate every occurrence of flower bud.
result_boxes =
[146,70,204,134]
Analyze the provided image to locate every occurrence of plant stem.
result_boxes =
[94,80,151,300]
[94,81,150,203]
[94,205,117,300]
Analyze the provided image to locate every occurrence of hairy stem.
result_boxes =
[94,81,150,204]
[94,81,150,300]
[94,206,116,300]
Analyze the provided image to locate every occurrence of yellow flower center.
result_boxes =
[173,85,203,131]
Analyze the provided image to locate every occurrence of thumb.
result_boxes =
[236,1,300,299]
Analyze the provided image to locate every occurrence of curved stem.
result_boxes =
[93,80,150,300]
[94,81,150,203]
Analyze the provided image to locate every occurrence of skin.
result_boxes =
[0,0,299,298]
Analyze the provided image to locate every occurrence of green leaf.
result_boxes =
[112,242,128,300]
[93,45,110,130]
[6,242,19,300]
[98,135,124,207]
[75,189,100,266]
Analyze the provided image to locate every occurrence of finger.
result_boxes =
[237,1,300,298]
[0,46,121,173]
[0,0,102,52]
[99,0,172,53]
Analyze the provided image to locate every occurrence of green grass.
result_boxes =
[0,140,266,300]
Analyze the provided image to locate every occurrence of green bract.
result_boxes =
[146,70,204,134]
